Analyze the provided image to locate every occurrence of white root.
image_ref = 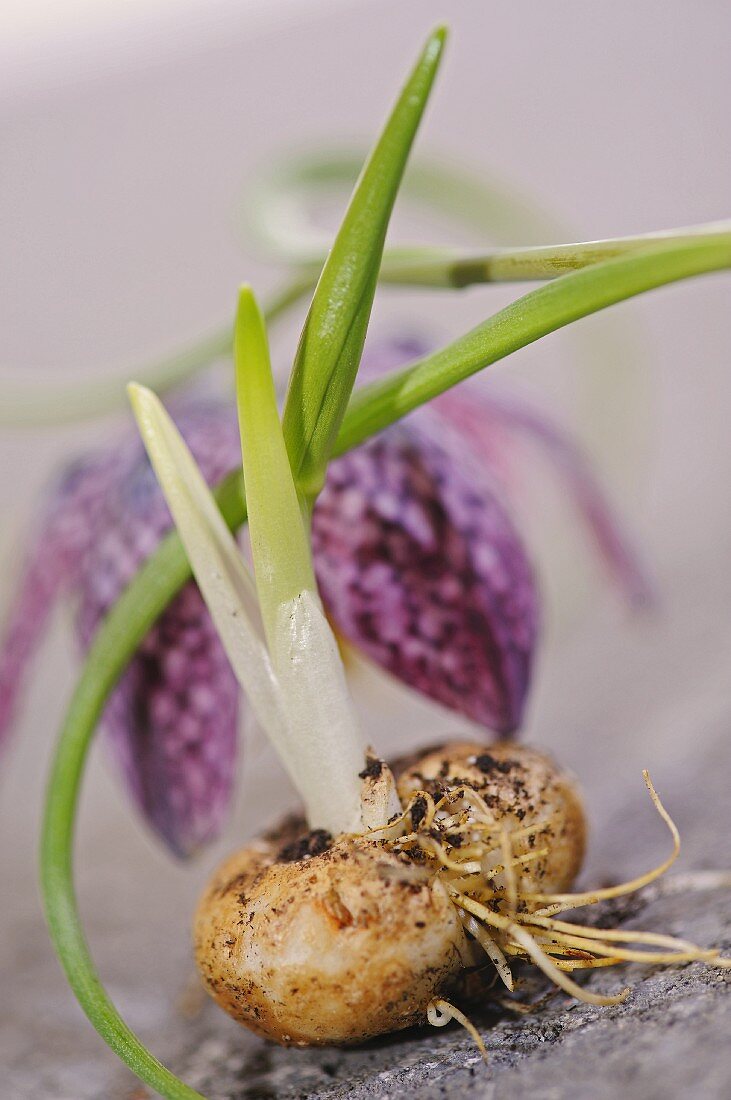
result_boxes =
[459,912,514,991]
[406,750,730,1045]
[427,998,489,1063]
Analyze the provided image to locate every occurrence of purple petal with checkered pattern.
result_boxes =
[78,401,243,855]
[358,334,652,608]
[0,447,130,744]
[314,422,538,733]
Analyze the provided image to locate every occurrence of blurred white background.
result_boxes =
[0,0,340,96]
[1,2,730,1095]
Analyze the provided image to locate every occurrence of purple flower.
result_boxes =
[0,343,649,855]
[0,400,242,857]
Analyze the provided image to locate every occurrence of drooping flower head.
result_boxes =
[0,401,241,856]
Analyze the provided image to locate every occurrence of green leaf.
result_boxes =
[337,233,731,452]
[234,286,316,628]
[282,25,447,496]
[234,286,365,834]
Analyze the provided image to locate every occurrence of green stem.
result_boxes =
[40,472,245,1100]
[40,234,730,1098]
[375,220,731,287]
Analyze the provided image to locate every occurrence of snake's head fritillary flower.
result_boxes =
[309,337,651,731]
[0,342,650,853]
[0,400,242,857]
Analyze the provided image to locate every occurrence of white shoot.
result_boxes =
[127,383,285,739]
[130,373,367,835]
[268,592,365,833]
[129,284,398,835]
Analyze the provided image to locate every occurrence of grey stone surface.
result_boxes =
[175,947,731,1100]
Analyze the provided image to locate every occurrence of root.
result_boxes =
[522,771,680,911]
[388,771,730,1052]
[506,923,630,1006]
[427,998,488,1063]
[459,912,514,991]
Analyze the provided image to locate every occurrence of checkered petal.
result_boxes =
[313,422,538,733]
[0,400,243,856]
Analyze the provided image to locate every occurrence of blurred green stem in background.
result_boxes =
[3,220,726,427]
[243,150,573,260]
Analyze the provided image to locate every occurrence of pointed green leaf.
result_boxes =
[282,25,447,496]
[234,286,316,630]
[234,287,366,834]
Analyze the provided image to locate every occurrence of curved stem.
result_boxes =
[40,472,245,1100]
[244,150,571,261]
[12,219,721,428]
